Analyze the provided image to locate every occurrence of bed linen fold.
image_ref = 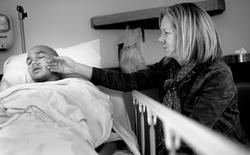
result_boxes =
[0,78,113,155]
[0,78,140,155]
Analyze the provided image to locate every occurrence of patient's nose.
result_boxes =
[31,59,40,66]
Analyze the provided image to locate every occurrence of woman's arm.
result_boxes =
[47,56,160,91]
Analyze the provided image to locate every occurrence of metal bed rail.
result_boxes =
[131,90,250,155]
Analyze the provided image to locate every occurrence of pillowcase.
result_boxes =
[0,39,101,91]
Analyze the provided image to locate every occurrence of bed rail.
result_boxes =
[131,90,250,155]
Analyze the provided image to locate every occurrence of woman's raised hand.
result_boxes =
[46,56,76,74]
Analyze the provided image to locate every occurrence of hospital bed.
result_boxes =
[0,39,140,155]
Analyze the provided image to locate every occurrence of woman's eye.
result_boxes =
[161,30,169,36]
[164,31,170,35]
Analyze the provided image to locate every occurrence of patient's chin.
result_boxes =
[32,75,47,82]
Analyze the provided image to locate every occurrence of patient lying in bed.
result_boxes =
[0,45,140,155]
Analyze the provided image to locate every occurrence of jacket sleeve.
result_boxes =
[90,66,159,92]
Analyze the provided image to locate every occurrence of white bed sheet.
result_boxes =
[0,78,140,155]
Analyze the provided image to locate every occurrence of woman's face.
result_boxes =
[159,15,179,63]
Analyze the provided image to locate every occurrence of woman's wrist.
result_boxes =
[74,62,93,80]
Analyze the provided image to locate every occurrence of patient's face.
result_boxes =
[27,45,60,82]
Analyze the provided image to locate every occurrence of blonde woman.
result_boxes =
[47,3,249,154]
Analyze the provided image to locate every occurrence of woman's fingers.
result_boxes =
[47,57,57,63]
[46,64,61,72]
[48,68,60,72]
[47,62,58,66]
[46,62,58,68]
[46,56,73,74]
[47,56,65,63]
[46,58,60,72]
[47,65,58,69]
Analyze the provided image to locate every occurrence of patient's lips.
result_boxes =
[33,66,42,73]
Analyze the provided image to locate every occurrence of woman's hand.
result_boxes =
[46,56,76,74]
[47,56,94,80]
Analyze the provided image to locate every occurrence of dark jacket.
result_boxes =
[91,57,249,154]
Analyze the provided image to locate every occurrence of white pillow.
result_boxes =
[1,39,101,91]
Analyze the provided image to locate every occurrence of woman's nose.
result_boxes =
[158,36,165,44]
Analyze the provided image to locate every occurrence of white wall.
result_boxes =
[1,0,250,74]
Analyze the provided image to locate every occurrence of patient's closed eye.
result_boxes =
[26,58,32,65]
[26,56,46,66]
[38,53,46,59]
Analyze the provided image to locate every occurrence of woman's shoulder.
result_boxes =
[205,59,232,72]
[202,59,234,80]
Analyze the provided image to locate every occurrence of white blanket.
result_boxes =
[0,78,114,155]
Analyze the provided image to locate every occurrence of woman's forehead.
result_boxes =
[161,16,173,29]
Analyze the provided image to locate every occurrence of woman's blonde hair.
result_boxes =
[160,3,222,65]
